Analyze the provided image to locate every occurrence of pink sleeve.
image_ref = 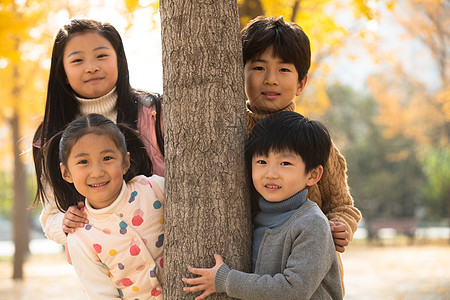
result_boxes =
[138,105,165,177]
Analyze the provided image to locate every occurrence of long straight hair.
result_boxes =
[36,18,137,142]
[33,19,164,207]
[37,114,153,212]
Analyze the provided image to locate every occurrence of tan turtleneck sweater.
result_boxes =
[76,87,118,123]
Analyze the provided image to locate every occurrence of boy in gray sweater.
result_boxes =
[182,111,343,300]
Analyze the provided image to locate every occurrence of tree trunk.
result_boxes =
[291,0,301,23]
[160,1,251,299]
[12,63,30,280]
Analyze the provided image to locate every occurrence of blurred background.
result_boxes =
[0,0,449,299]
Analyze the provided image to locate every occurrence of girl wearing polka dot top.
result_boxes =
[38,113,164,299]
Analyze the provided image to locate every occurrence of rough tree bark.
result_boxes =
[160,0,251,299]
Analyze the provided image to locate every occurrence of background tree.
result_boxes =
[0,0,46,279]
[323,84,425,239]
[365,0,449,231]
[160,0,251,299]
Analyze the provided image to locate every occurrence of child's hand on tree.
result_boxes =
[182,254,224,300]
[330,221,349,252]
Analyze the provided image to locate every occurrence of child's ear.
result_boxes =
[306,165,323,187]
[122,152,131,175]
[295,75,308,96]
[60,163,73,183]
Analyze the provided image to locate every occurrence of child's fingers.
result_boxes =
[62,225,76,234]
[66,205,88,221]
[182,283,207,292]
[195,290,213,300]
[182,280,215,299]
[182,276,205,286]
[335,244,345,253]
[330,221,347,232]
[187,265,208,276]
[214,254,224,265]
[334,236,349,246]
[333,231,349,239]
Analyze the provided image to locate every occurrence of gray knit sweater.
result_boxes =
[215,200,343,300]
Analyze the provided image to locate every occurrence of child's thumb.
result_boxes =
[214,254,224,265]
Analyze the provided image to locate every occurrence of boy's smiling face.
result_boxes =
[244,46,307,113]
[252,150,318,202]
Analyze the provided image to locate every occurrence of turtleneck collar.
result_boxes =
[84,180,126,217]
[76,86,118,123]
[251,188,308,271]
[259,188,308,215]
[246,101,296,135]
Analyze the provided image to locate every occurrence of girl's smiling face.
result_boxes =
[60,133,130,209]
[63,31,118,99]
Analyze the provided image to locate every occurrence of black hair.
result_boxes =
[32,18,164,207]
[245,111,331,174]
[37,113,153,212]
[241,16,311,82]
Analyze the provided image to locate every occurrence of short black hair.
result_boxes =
[241,16,311,82]
[246,111,331,174]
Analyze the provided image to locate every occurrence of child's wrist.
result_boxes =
[214,263,230,293]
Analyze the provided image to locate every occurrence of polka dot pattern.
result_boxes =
[156,234,164,248]
[132,209,144,226]
[76,176,163,299]
[130,244,141,256]
[119,221,128,235]
[153,200,162,209]
[129,191,138,203]
[93,244,102,254]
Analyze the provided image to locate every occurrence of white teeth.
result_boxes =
[90,182,107,187]
[266,185,280,189]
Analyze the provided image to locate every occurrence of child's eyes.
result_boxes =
[281,161,292,166]
[103,156,114,161]
[77,159,88,165]
[255,160,267,165]
[70,58,83,63]
[280,68,291,72]
[253,66,264,71]
[97,54,109,59]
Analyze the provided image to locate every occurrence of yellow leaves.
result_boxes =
[295,77,330,116]
[0,0,56,149]
[124,0,142,12]
[122,0,159,30]
[368,73,447,146]
[437,87,450,122]
[350,0,377,20]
